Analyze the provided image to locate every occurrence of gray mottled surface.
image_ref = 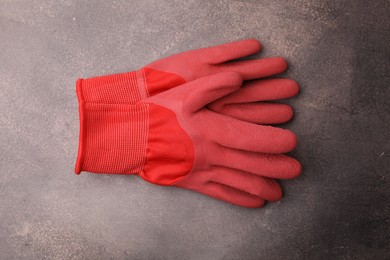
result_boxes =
[1,0,389,259]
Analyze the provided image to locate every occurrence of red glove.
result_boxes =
[77,39,288,104]
[76,72,301,208]
[77,39,297,124]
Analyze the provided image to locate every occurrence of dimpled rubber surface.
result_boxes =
[0,0,389,259]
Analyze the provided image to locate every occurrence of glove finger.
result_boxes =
[197,39,262,64]
[186,181,266,208]
[213,57,287,81]
[210,78,299,105]
[207,166,283,202]
[207,113,297,153]
[211,148,301,179]
[209,102,294,124]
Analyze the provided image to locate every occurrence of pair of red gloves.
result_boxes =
[75,39,301,208]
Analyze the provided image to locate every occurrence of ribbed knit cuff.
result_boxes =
[75,82,149,174]
[76,69,148,104]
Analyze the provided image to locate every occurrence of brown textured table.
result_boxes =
[1,1,389,259]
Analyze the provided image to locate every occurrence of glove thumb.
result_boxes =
[184,72,242,112]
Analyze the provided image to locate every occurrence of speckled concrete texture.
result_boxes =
[1,0,389,259]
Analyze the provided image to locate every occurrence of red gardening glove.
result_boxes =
[76,72,301,208]
[77,39,288,104]
[77,39,297,125]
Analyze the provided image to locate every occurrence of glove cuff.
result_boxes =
[76,69,148,104]
[75,82,149,174]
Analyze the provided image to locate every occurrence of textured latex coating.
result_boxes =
[209,78,300,124]
[145,39,287,82]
